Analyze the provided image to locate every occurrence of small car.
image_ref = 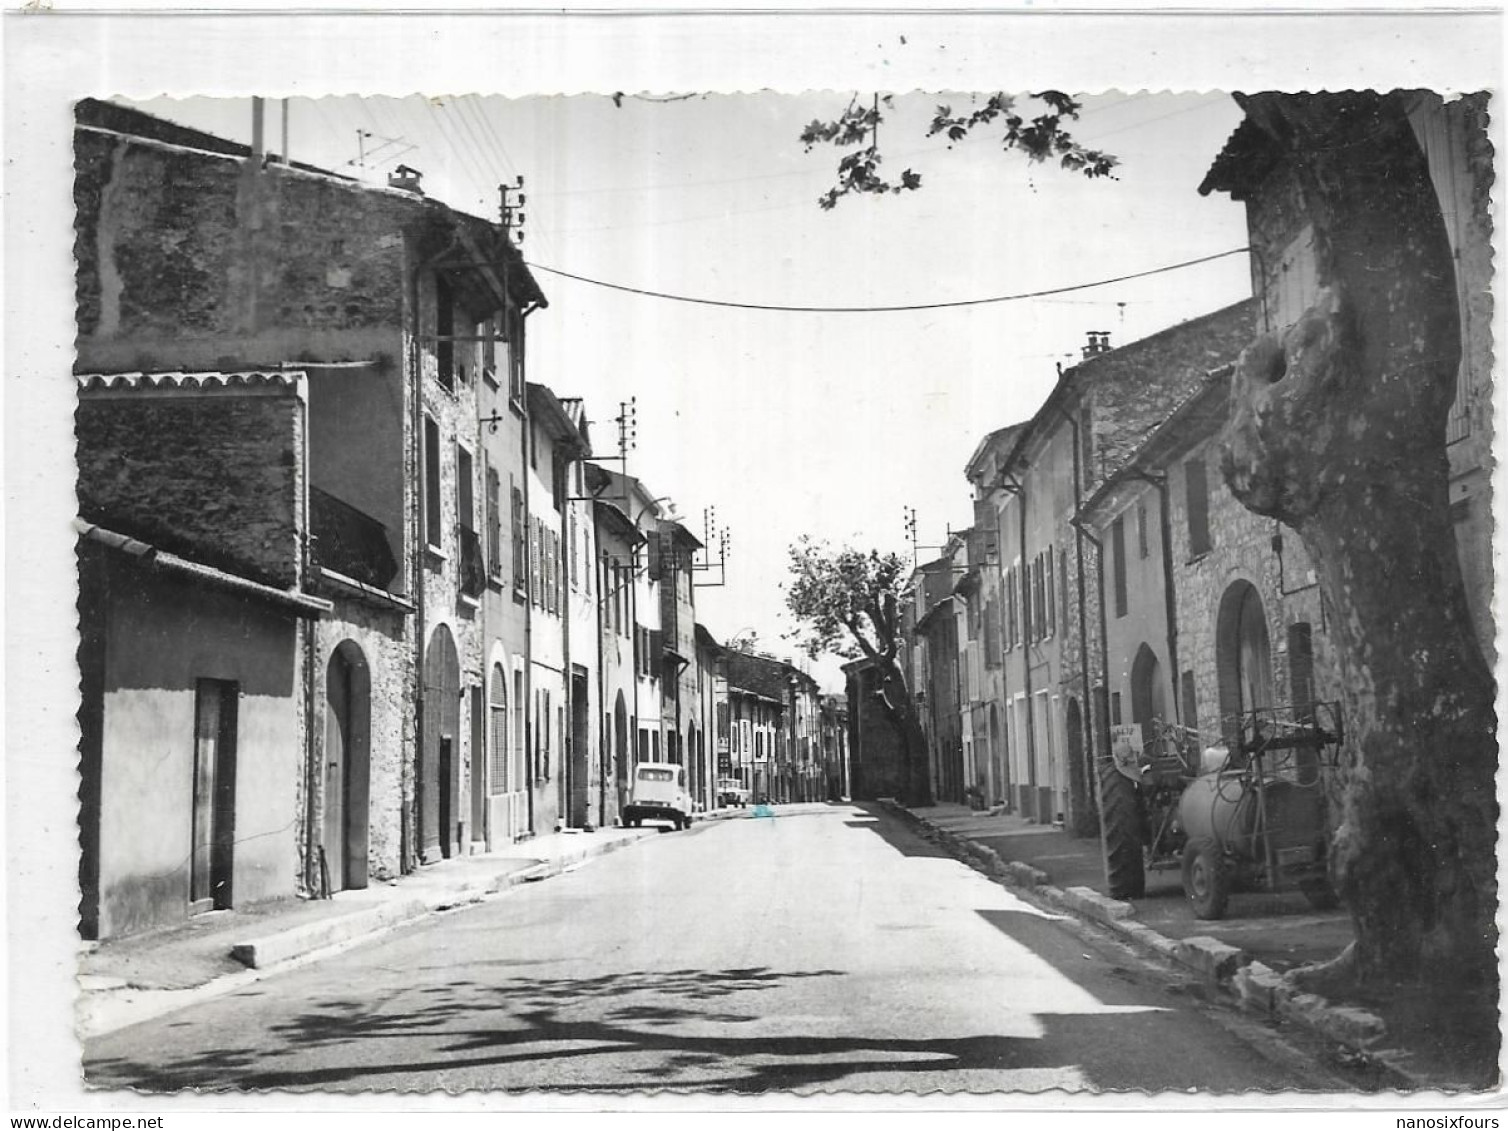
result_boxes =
[624,762,692,830]
[716,777,750,808]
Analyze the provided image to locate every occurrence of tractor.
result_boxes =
[1099,703,1345,919]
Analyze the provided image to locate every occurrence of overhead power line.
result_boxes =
[523,247,1251,314]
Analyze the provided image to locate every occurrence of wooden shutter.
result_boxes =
[1186,458,1212,557]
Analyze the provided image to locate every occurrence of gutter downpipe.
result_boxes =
[999,472,1036,818]
[297,378,322,897]
[1132,469,1182,727]
[595,514,608,829]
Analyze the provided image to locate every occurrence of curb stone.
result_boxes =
[881,801,1410,1083]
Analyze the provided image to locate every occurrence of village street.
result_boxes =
[83,804,1363,1095]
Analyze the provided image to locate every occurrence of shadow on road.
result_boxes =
[842,803,951,859]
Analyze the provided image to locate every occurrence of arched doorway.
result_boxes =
[1130,643,1166,748]
[324,642,371,891]
[1217,581,1274,745]
[421,624,461,862]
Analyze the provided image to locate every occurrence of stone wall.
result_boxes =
[76,383,303,588]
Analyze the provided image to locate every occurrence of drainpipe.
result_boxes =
[595,519,608,829]
[560,469,572,831]
[297,377,322,896]
[1132,470,1182,726]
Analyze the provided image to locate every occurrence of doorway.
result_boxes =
[421,624,461,862]
[191,679,238,912]
[569,667,590,828]
[324,643,371,891]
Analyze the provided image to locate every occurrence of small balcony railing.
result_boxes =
[310,487,399,590]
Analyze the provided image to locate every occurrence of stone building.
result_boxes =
[1078,368,1339,764]
[956,302,1258,836]
[72,98,553,931]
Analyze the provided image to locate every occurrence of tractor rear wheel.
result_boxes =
[1100,762,1146,900]
[1182,840,1230,920]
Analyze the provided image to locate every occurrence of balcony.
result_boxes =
[310,487,399,590]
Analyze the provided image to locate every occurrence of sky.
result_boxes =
[129,90,1253,689]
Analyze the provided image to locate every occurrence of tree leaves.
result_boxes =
[783,536,910,662]
[804,90,1117,209]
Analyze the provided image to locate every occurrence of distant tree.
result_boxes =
[783,536,932,806]
[800,91,1117,210]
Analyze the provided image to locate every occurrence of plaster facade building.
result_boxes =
[75,371,333,939]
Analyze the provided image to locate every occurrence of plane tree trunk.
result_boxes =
[1219,93,1496,988]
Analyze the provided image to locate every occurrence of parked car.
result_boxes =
[716,777,750,808]
[624,762,692,830]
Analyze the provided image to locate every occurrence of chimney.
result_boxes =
[1081,330,1112,359]
[388,165,425,195]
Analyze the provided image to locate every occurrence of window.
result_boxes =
[569,515,578,591]
[1111,515,1127,618]
[435,276,456,390]
[511,482,525,592]
[1005,565,1019,649]
[1137,504,1149,559]
[1110,691,1122,726]
[1288,623,1315,711]
[514,670,525,784]
[504,308,526,404]
[486,464,502,580]
[424,416,442,551]
[984,596,1000,668]
[456,445,483,598]
[1186,457,1212,558]
[456,446,474,533]
[530,517,542,606]
[1181,670,1199,737]
[1045,546,1056,636]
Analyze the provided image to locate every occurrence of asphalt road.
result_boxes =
[85,803,1363,1095]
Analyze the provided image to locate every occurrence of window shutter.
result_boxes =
[1046,546,1056,635]
[1186,458,1212,557]
[486,465,502,578]
[511,482,525,588]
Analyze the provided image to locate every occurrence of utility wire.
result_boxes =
[524,247,1250,314]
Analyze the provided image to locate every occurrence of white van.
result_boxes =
[624,762,692,830]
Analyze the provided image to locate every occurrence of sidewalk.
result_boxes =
[77,813,728,1039]
[888,801,1498,1092]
